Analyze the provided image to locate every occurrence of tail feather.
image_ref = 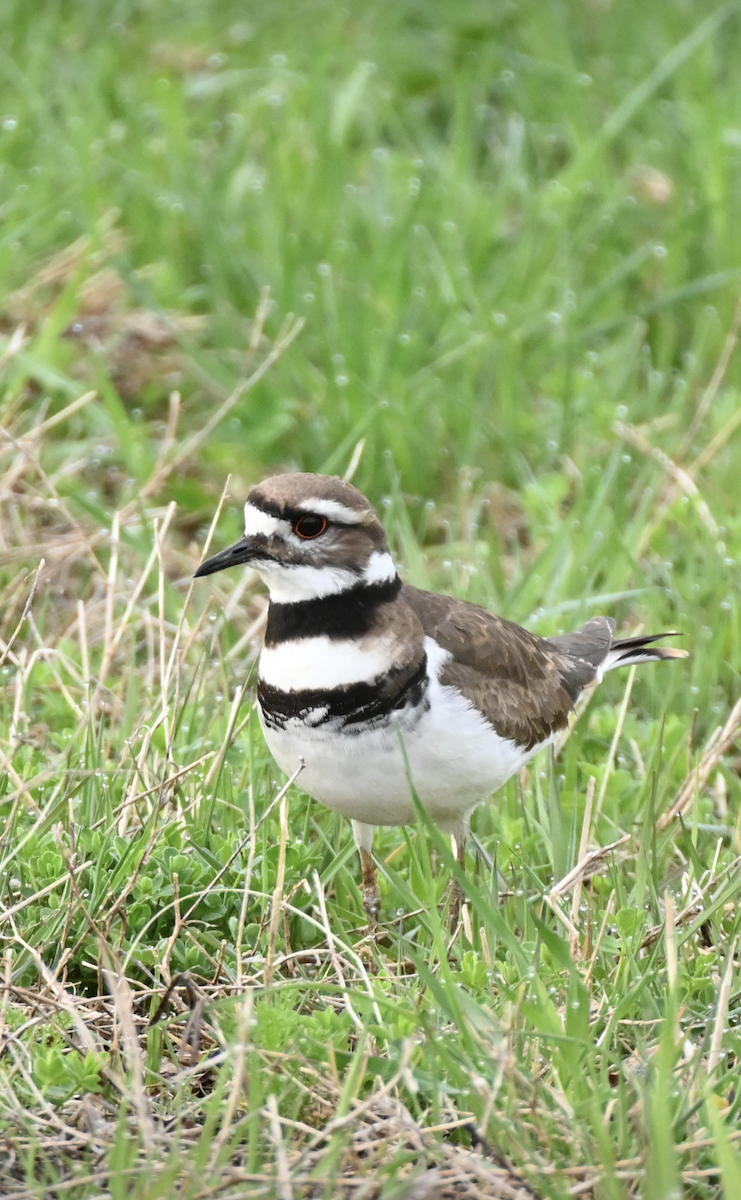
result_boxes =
[547,620,687,699]
[604,631,688,672]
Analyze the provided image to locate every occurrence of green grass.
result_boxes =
[2,0,741,1195]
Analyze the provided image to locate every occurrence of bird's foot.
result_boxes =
[447,879,465,933]
[447,830,469,934]
[360,847,381,930]
[362,883,382,926]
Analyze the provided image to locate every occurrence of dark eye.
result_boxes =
[294,514,328,539]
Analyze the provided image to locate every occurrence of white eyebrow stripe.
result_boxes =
[296,497,365,524]
[243,503,287,538]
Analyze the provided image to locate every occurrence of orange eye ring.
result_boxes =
[294,514,328,539]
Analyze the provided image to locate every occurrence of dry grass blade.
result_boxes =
[313,870,363,1030]
[614,420,722,555]
[128,306,304,509]
[664,889,677,991]
[236,779,258,991]
[0,861,92,928]
[0,948,13,1049]
[0,390,97,457]
[100,751,215,833]
[134,761,305,981]
[226,602,268,661]
[9,930,100,1059]
[659,693,741,828]
[203,683,248,790]
[102,954,156,1153]
[85,498,176,772]
[681,288,741,453]
[0,558,44,669]
[640,897,705,950]
[343,437,366,482]
[155,513,170,748]
[0,322,29,372]
[265,795,290,988]
[95,509,120,707]
[593,664,636,825]
[549,833,630,901]
[613,296,741,559]
[690,403,741,476]
[544,893,581,943]
[569,777,595,957]
[274,894,383,1026]
[707,937,736,1081]
[209,991,253,1165]
[301,1041,417,1156]
[584,890,616,988]
[169,474,232,688]
[0,777,78,882]
[0,422,109,577]
[267,1093,295,1200]
[287,1089,541,1200]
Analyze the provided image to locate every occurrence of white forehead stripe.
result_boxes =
[296,497,366,524]
[243,502,286,538]
[259,637,399,690]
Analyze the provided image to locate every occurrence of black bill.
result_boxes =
[194,537,259,578]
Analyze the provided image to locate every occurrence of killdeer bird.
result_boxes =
[195,472,687,924]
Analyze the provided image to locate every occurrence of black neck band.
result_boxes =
[265,575,401,643]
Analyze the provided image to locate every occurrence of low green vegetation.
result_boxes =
[1,1,741,1195]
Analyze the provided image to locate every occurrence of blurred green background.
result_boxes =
[3,0,741,724]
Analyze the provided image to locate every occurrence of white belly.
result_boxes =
[259,639,548,831]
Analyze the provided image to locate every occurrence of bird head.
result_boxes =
[194,472,395,603]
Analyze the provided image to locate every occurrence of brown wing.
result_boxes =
[401,585,600,749]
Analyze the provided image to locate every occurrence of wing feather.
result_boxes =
[401,585,583,748]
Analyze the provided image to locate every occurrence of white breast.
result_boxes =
[259,635,401,691]
[259,637,549,830]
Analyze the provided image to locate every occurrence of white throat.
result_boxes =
[257,550,396,604]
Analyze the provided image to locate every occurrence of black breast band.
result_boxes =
[258,655,428,731]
